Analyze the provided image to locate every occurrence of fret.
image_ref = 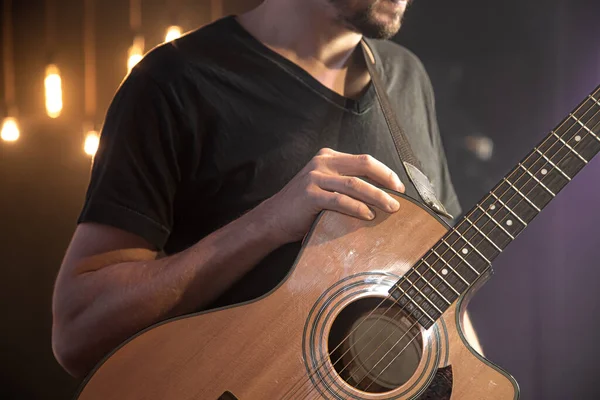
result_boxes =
[573,129,600,162]
[469,204,515,242]
[392,279,441,318]
[552,130,588,164]
[570,113,600,143]
[463,215,503,253]
[488,183,538,225]
[524,148,571,181]
[534,147,571,181]
[416,259,461,299]
[550,140,588,179]
[455,217,500,262]
[513,171,554,211]
[467,203,516,250]
[487,192,530,226]
[503,177,542,211]
[423,253,468,294]
[393,279,442,320]
[589,94,600,107]
[518,163,556,197]
[434,240,479,284]
[389,287,436,327]
[475,204,515,239]
[440,238,481,276]
[410,267,452,306]
[431,249,471,286]
[443,229,491,270]
[563,96,597,141]
[530,161,569,199]
[401,275,444,315]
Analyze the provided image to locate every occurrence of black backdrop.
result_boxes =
[1,0,599,399]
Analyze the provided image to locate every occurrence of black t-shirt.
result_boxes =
[78,16,461,310]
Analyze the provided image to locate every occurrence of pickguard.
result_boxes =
[417,366,453,400]
[217,391,238,400]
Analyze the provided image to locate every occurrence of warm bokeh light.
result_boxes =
[127,47,143,72]
[84,130,100,156]
[127,36,145,73]
[1,117,20,142]
[45,64,63,118]
[165,26,182,42]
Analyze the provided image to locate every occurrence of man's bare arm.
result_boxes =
[52,205,283,378]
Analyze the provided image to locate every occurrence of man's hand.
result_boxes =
[261,148,406,244]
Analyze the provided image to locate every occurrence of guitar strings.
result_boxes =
[357,107,600,394]
[314,100,600,399]
[298,98,600,400]
[284,89,600,400]
[296,103,600,400]
[304,102,600,399]
[286,95,600,399]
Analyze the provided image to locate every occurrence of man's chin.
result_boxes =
[356,20,401,39]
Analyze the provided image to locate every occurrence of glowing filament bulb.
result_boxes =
[45,64,63,118]
[127,47,143,72]
[1,117,20,142]
[84,130,100,156]
[127,36,145,73]
[165,26,182,42]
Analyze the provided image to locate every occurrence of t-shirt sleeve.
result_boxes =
[78,70,183,249]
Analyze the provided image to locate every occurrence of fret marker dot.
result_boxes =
[541,168,548,175]
[575,135,581,142]
[441,268,449,276]
[506,220,513,226]
[462,248,469,255]
[489,204,496,210]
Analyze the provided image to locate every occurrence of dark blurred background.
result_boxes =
[1,0,599,399]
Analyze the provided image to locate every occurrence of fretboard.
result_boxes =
[390,84,600,330]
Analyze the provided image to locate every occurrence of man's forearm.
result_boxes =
[53,204,284,378]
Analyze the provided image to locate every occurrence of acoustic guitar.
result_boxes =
[75,85,600,399]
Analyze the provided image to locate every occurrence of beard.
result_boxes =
[328,0,409,39]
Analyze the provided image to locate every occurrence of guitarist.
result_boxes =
[52,0,482,379]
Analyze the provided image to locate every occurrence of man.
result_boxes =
[52,0,480,379]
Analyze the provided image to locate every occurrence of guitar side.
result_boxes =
[75,193,519,400]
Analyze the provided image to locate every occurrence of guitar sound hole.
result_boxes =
[327,297,423,393]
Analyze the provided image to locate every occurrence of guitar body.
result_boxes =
[76,193,519,400]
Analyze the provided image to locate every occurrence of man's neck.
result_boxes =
[237,0,370,98]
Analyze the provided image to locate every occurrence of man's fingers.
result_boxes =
[315,190,375,221]
[322,152,405,193]
[317,174,400,213]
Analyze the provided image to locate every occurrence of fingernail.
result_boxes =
[388,199,400,212]
[393,174,404,192]
[367,209,376,220]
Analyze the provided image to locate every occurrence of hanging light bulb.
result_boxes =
[165,25,182,42]
[1,117,20,142]
[45,64,63,118]
[127,36,145,73]
[127,47,143,72]
[84,130,100,156]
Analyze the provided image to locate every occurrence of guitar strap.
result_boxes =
[361,40,454,220]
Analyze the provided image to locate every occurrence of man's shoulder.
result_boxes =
[131,17,237,87]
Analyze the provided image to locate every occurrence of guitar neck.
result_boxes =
[390,84,600,330]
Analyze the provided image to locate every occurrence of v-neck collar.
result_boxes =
[223,15,377,115]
